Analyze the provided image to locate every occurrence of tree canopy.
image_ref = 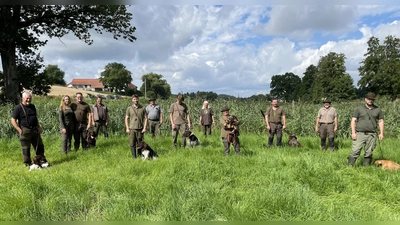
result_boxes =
[0,5,136,104]
[358,35,400,100]
[99,62,133,92]
[270,72,301,102]
[140,72,171,100]
[43,64,66,86]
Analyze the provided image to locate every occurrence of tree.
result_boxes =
[0,5,136,104]
[43,64,66,86]
[298,64,317,102]
[140,72,171,99]
[99,62,133,92]
[312,52,356,103]
[358,35,400,100]
[269,72,301,102]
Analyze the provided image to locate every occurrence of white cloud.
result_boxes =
[2,5,400,97]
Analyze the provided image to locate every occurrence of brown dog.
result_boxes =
[374,160,400,171]
[288,134,302,148]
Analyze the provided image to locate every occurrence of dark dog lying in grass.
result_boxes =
[182,130,201,147]
[288,134,302,148]
[137,141,158,161]
[86,129,97,148]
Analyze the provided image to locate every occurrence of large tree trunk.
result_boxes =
[1,45,20,105]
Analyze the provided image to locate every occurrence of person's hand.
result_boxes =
[126,128,130,134]
[315,127,319,132]
[352,133,357,140]
[283,125,286,130]
[142,128,146,133]
[267,125,270,130]
[38,127,43,134]
[379,133,384,141]
[61,128,66,134]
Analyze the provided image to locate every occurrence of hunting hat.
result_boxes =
[365,92,376,100]
[323,98,331,103]
[149,97,156,101]
[177,94,184,101]
[220,106,230,112]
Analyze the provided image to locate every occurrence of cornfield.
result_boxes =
[1,95,399,139]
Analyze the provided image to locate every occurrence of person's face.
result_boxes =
[272,99,278,107]
[132,97,139,105]
[365,98,374,106]
[22,94,32,105]
[324,102,330,108]
[222,110,229,116]
[96,97,102,105]
[76,94,83,103]
[64,96,70,104]
[204,103,209,108]
[150,100,155,105]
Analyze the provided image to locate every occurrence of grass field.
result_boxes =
[1,95,400,221]
[1,130,400,221]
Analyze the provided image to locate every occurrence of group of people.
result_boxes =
[11,91,384,167]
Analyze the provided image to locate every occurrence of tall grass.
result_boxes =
[1,131,400,221]
[2,96,400,221]
[1,95,399,139]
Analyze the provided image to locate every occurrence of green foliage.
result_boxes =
[0,5,137,104]
[312,52,356,103]
[100,62,133,92]
[270,72,302,101]
[358,35,400,100]
[43,64,66,86]
[183,91,219,101]
[140,72,172,100]
[298,64,317,102]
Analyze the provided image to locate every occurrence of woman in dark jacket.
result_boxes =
[59,95,76,154]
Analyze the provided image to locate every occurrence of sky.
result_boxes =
[3,2,400,97]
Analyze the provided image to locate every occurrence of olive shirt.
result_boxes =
[169,102,189,125]
[126,104,147,129]
[59,108,75,129]
[266,106,286,123]
[353,104,384,133]
[317,107,337,123]
[71,102,91,123]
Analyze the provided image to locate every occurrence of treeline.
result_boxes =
[269,35,400,103]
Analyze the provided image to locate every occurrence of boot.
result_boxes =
[131,147,137,159]
[320,138,326,151]
[363,157,372,166]
[328,138,335,151]
[267,137,273,147]
[348,156,357,166]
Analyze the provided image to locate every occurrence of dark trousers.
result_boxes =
[268,122,283,147]
[74,122,88,150]
[202,124,212,136]
[61,123,74,154]
[20,127,45,165]
[148,120,161,138]
[129,129,144,158]
[94,120,108,138]
[222,136,240,155]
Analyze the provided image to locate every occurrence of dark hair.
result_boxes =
[76,92,83,96]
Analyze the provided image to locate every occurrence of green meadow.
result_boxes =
[1,95,400,221]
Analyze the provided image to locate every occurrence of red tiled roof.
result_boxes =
[68,79,104,89]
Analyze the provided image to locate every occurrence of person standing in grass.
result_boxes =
[169,93,191,148]
[91,96,109,138]
[11,92,48,166]
[348,92,384,166]
[265,98,286,147]
[125,94,147,159]
[199,100,215,137]
[146,97,163,138]
[71,92,92,151]
[220,106,240,155]
[59,95,76,154]
[315,98,338,151]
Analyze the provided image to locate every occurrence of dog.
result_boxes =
[182,130,201,147]
[29,155,50,171]
[137,141,158,161]
[86,129,97,148]
[288,134,302,148]
[374,160,400,171]
[224,115,240,144]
